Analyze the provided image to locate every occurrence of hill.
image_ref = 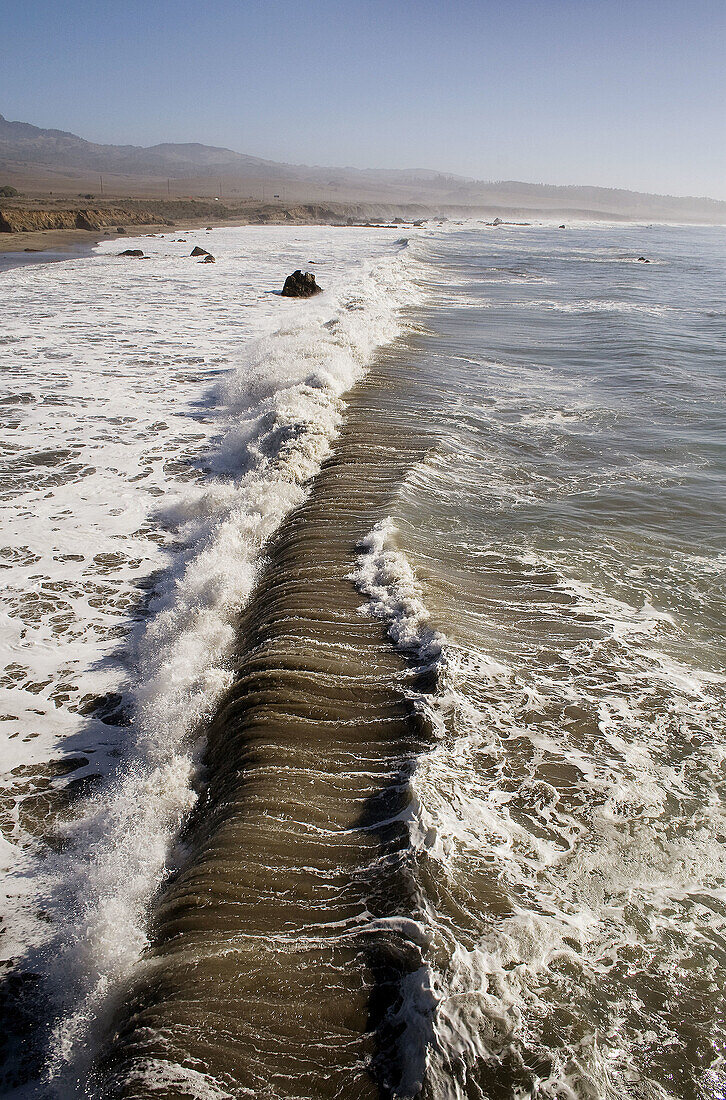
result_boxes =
[1,113,725,222]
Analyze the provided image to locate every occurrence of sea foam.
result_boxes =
[350,506,726,1099]
[0,225,423,1087]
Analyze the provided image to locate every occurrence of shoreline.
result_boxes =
[3,207,721,275]
[0,217,244,267]
[0,198,435,259]
[0,212,419,270]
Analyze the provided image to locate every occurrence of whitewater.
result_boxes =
[0,224,423,1092]
[1,219,725,1099]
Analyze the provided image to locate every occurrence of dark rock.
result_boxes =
[280,270,323,298]
[206,226,213,230]
[198,254,215,263]
[190,246,210,257]
[117,227,126,234]
[119,249,144,257]
[638,256,650,263]
[558,224,566,229]
[23,248,42,252]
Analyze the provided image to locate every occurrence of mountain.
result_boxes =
[0,114,299,178]
[2,113,725,222]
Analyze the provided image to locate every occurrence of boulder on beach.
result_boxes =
[638,256,651,263]
[281,270,322,298]
[119,249,144,257]
[117,227,126,234]
[190,246,210,257]
[198,254,216,263]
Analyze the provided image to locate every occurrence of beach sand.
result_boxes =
[0,219,235,261]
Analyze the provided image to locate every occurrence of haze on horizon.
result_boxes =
[2,0,725,201]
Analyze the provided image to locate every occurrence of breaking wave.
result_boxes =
[40,235,423,1084]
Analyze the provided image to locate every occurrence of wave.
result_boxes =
[40,236,423,1085]
[513,299,676,316]
[351,518,446,669]
[351,520,479,1097]
[351,515,726,1099]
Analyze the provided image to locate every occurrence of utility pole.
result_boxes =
[167,178,171,198]
[99,175,104,197]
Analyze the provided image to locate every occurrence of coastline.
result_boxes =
[3,205,723,270]
[0,218,240,268]
[0,198,434,262]
[0,213,416,272]
[0,231,103,273]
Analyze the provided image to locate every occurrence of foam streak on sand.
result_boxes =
[0,225,422,1084]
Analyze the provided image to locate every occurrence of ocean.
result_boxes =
[0,221,724,1098]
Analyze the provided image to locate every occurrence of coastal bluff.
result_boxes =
[0,199,436,236]
[0,206,159,233]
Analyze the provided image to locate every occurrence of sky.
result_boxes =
[2,0,726,199]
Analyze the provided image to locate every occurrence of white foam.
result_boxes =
[0,225,425,1085]
[522,298,675,316]
[351,518,446,667]
[351,515,726,1098]
[108,1059,236,1100]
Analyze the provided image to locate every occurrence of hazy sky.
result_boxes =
[3,0,726,198]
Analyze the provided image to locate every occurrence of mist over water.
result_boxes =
[0,221,724,1098]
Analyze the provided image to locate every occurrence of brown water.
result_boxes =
[94,346,439,1098]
